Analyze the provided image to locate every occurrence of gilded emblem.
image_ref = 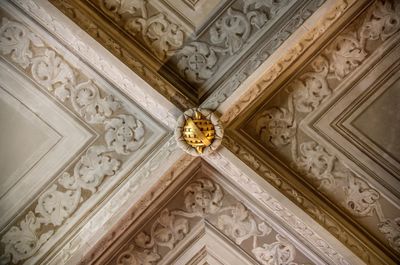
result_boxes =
[175,108,223,156]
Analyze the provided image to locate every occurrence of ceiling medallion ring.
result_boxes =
[175,108,223,156]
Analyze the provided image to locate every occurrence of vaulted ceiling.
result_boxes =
[0,0,399,265]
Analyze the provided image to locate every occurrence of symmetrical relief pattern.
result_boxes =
[98,0,184,61]
[112,177,313,265]
[52,0,324,105]
[0,15,156,264]
[245,0,400,255]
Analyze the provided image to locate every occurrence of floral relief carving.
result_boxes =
[256,107,296,148]
[250,0,400,253]
[0,17,44,68]
[252,234,298,265]
[115,177,305,264]
[176,42,218,83]
[31,49,75,96]
[218,202,271,245]
[105,115,145,154]
[343,173,380,217]
[175,0,289,84]
[359,0,400,41]
[327,33,367,80]
[0,17,148,264]
[0,212,53,264]
[100,0,184,60]
[72,80,120,124]
[184,178,223,216]
[35,185,81,226]
[295,142,336,189]
[210,8,251,55]
[289,56,330,113]
[378,217,400,252]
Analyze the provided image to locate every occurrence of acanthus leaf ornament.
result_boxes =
[252,234,298,265]
[175,108,223,156]
[0,16,148,264]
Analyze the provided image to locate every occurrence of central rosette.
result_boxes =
[175,108,223,156]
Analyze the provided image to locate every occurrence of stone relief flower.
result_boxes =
[359,0,400,41]
[105,114,145,155]
[72,80,119,124]
[153,209,189,249]
[0,212,53,264]
[0,18,44,68]
[290,57,330,113]
[126,13,184,60]
[378,217,400,252]
[184,178,223,216]
[210,8,251,55]
[343,173,380,217]
[116,245,160,265]
[176,42,218,83]
[35,185,81,226]
[256,107,295,148]
[328,33,366,80]
[58,146,121,193]
[218,203,271,245]
[295,141,336,189]
[31,49,76,100]
[252,234,298,265]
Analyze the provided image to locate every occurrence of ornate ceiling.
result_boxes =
[0,0,399,265]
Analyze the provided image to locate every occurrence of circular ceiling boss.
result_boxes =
[175,108,223,156]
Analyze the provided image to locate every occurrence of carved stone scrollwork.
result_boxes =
[210,8,251,55]
[217,202,271,245]
[99,0,184,61]
[256,107,296,148]
[0,17,147,264]
[175,0,288,84]
[115,177,303,264]
[184,178,223,216]
[252,234,298,265]
[0,212,53,264]
[249,0,400,254]
[0,17,44,68]
[343,172,380,217]
[378,218,400,252]
[105,115,145,154]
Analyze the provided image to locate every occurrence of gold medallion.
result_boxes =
[182,111,215,154]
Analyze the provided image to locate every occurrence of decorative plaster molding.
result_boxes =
[13,0,191,120]
[76,152,195,265]
[111,176,314,265]
[220,0,358,125]
[96,0,185,61]
[0,11,164,264]
[205,147,365,265]
[220,136,387,265]
[201,0,327,109]
[249,0,400,253]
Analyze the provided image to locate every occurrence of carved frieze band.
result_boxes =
[0,16,149,264]
[249,0,400,254]
[113,177,312,265]
[222,135,388,265]
[49,0,195,111]
[221,0,357,124]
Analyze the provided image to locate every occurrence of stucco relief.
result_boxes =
[0,16,149,264]
[175,0,290,85]
[99,0,184,61]
[249,0,400,253]
[114,177,309,265]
